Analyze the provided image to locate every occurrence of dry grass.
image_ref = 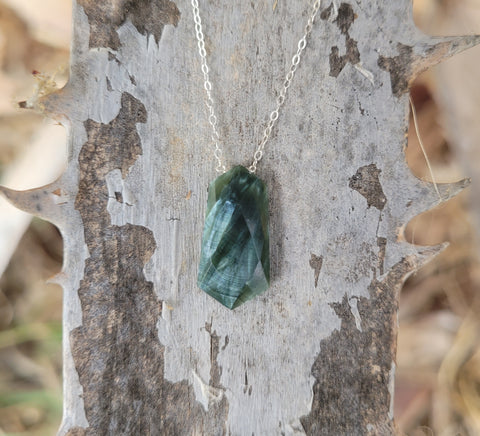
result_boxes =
[396,76,480,435]
[0,1,67,433]
[0,1,479,435]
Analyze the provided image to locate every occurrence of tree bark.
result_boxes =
[1,0,478,434]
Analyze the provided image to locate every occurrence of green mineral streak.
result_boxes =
[198,166,270,309]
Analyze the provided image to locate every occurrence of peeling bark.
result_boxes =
[78,0,180,49]
[349,163,387,211]
[325,3,361,77]
[300,250,436,435]
[1,0,478,434]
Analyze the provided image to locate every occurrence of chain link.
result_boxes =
[191,0,321,174]
[191,0,225,173]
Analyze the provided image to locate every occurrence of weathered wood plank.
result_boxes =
[1,0,477,434]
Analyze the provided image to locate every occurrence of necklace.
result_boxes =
[193,0,321,309]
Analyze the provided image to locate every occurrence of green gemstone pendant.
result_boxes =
[198,165,270,309]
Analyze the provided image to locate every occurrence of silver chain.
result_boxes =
[191,0,321,174]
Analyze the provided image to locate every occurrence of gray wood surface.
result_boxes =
[1,0,478,434]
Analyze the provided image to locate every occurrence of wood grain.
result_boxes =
[1,0,477,434]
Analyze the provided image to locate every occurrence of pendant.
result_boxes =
[198,165,270,309]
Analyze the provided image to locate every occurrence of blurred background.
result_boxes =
[0,1,478,435]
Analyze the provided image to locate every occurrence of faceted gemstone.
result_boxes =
[198,165,270,309]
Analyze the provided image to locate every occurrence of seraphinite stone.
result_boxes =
[198,165,270,309]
